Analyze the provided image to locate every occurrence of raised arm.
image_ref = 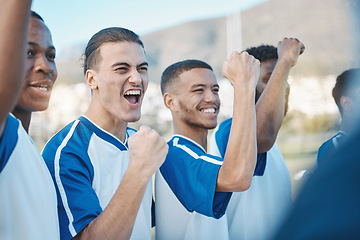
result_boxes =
[74,126,168,240]
[216,51,259,192]
[0,0,32,135]
[256,38,305,153]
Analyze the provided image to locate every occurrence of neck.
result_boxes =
[11,108,31,133]
[85,102,128,142]
[173,121,208,150]
[340,116,352,134]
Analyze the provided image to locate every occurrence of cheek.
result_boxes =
[142,75,149,91]
[24,61,33,79]
[52,65,58,82]
[216,95,221,107]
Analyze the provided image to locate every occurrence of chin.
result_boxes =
[208,124,217,130]
[126,115,141,123]
[28,102,49,113]
[202,121,217,130]
[37,102,50,111]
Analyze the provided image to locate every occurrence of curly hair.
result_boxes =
[245,45,277,62]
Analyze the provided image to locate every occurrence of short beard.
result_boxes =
[178,101,217,130]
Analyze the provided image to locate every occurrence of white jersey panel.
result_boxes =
[226,144,291,240]
[0,115,59,240]
[88,133,152,239]
[155,170,229,240]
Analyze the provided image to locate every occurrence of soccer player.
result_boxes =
[11,11,57,132]
[316,68,360,166]
[0,1,60,239]
[42,27,168,240]
[155,53,260,239]
[210,38,305,240]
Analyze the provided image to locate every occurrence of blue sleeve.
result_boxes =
[0,114,19,173]
[214,119,232,158]
[215,118,267,176]
[316,140,335,166]
[43,124,102,240]
[160,143,231,219]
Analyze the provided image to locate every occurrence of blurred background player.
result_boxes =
[316,68,360,166]
[210,38,304,240]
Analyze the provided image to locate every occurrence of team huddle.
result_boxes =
[1,1,360,240]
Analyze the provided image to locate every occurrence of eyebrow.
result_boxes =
[28,41,56,51]
[190,83,219,88]
[111,61,148,68]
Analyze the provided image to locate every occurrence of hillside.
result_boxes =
[240,0,360,77]
[55,0,360,85]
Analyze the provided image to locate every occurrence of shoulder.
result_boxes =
[168,135,204,155]
[210,118,233,158]
[318,132,344,153]
[167,135,223,165]
[42,118,93,164]
[0,114,20,173]
[317,133,341,165]
[218,118,233,131]
[44,119,87,149]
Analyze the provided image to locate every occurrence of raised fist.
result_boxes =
[222,51,260,89]
[128,125,168,179]
[277,37,305,67]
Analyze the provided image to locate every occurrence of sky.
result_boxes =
[31,0,267,56]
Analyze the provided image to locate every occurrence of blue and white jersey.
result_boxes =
[42,115,152,240]
[210,118,292,240]
[317,131,347,166]
[211,118,267,175]
[0,114,59,240]
[155,135,231,240]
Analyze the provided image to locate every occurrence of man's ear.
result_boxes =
[340,96,353,113]
[85,69,98,90]
[163,93,176,111]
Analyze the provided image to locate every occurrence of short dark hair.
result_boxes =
[245,45,277,62]
[83,27,144,74]
[161,59,213,95]
[332,68,360,115]
[30,11,44,22]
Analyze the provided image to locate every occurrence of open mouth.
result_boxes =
[124,89,141,104]
[30,84,50,92]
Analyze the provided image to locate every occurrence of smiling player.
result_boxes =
[155,55,262,239]
[42,27,168,240]
[12,11,57,132]
[0,3,60,239]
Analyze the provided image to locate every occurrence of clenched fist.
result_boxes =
[222,51,260,89]
[277,37,305,67]
[128,125,168,179]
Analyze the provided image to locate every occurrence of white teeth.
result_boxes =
[37,85,48,91]
[202,108,215,113]
[124,90,140,96]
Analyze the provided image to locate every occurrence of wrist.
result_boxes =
[126,161,153,183]
[276,57,294,68]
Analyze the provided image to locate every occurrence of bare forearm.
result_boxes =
[74,167,150,240]
[217,86,257,192]
[255,59,292,153]
[0,0,32,124]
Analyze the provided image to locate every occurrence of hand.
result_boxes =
[277,38,305,67]
[128,125,168,179]
[222,51,260,89]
